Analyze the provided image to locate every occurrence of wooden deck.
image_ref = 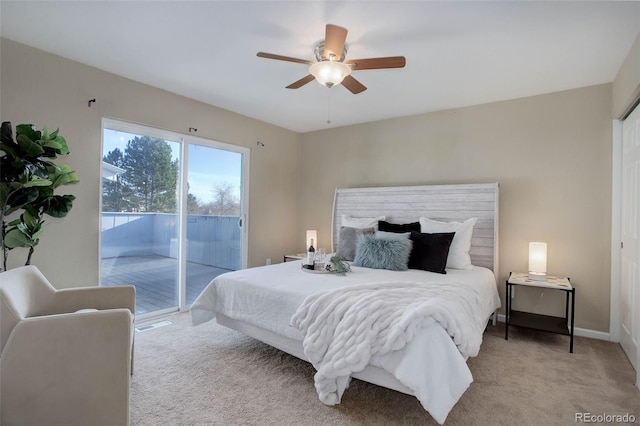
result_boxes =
[101,255,230,315]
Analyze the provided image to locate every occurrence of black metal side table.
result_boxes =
[505,272,575,353]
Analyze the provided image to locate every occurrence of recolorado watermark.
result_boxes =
[575,412,636,423]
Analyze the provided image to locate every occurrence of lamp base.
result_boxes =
[528,272,547,281]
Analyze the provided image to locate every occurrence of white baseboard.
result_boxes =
[574,327,610,341]
[494,314,611,341]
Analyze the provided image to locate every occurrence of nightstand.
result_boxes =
[505,272,575,353]
[283,253,306,262]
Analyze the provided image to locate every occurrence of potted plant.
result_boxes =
[0,121,79,270]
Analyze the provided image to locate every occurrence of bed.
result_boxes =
[191,183,501,424]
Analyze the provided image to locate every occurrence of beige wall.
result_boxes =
[613,33,640,119]
[0,37,620,333]
[300,84,613,332]
[0,38,302,286]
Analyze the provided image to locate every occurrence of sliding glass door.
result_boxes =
[100,119,249,318]
[185,144,244,305]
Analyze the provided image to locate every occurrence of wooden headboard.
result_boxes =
[332,183,499,274]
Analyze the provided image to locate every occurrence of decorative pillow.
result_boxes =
[378,220,420,233]
[374,230,410,240]
[419,217,477,269]
[335,226,374,261]
[353,235,413,271]
[341,215,386,230]
[408,231,455,274]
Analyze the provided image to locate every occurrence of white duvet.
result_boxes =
[291,280,486,405]
[191,260,500,424]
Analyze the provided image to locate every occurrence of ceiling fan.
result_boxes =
[257,24,406,94]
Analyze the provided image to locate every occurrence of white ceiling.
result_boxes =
[1,1,639,133]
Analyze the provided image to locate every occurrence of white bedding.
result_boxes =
[191,260,500,424]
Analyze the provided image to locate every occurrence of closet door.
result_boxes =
[621,105,640,382]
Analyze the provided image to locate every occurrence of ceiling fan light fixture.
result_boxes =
[309,61,351,88]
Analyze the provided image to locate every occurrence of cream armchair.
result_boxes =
[0,265,135,426]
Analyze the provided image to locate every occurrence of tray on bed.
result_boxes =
[300,265,331,274]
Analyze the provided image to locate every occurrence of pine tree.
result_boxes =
[102,148,133,212]
[122,136,178,213]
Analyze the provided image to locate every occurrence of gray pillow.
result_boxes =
[353,234,413,271]
[335,226,374,261]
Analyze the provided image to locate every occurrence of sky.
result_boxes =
[102,129,242,204]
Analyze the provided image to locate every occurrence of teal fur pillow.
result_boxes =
[353,234,413,271]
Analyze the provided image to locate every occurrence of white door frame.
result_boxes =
[612,117,640,390]
[100,118,250,316]
[611,119,622,343]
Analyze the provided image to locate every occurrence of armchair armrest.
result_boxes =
[1,309,133,426]
[47,285,135,315]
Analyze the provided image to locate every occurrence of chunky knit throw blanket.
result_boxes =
[290,280,484,406]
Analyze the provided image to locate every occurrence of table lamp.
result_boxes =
[528,241,547,281]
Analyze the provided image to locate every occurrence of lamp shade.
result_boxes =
[528,242,547,281]
[309,61,351,88]
[306,230,318,250]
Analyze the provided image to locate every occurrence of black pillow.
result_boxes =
[408,231,455,274]
[378,220,421,233]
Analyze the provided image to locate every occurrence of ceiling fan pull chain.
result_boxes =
[327,91,332,125]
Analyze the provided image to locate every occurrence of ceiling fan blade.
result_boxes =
[341,75,367,94]
[325,24,348,60]
[346,56,406,70]
[286,74,316,89]
[257,52,313,65]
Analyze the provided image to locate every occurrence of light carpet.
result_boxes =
[130,312,639,426]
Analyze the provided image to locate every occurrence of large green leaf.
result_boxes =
[21,209,37,229]
[7,218,21,226]
[22,204,39,218]
[42,194,75,218]
[42,141,62,150]
[15,124,38,141]
[53,135,69,155]
[5,187,39,214]
[4,228,33,248]
[16,221,42,244]
[50,165,79,188]
[16,134,44,157]
[0,141,18,159]
[23,176,53,188]
[36,186,54,198]
[30,225,44,241]
[39,130,68,157]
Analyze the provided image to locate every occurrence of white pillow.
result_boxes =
[419,217,477,270]
[341,215,386,230]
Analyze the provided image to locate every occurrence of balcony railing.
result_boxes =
[101,212,241,270]
[101,213,240,314]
